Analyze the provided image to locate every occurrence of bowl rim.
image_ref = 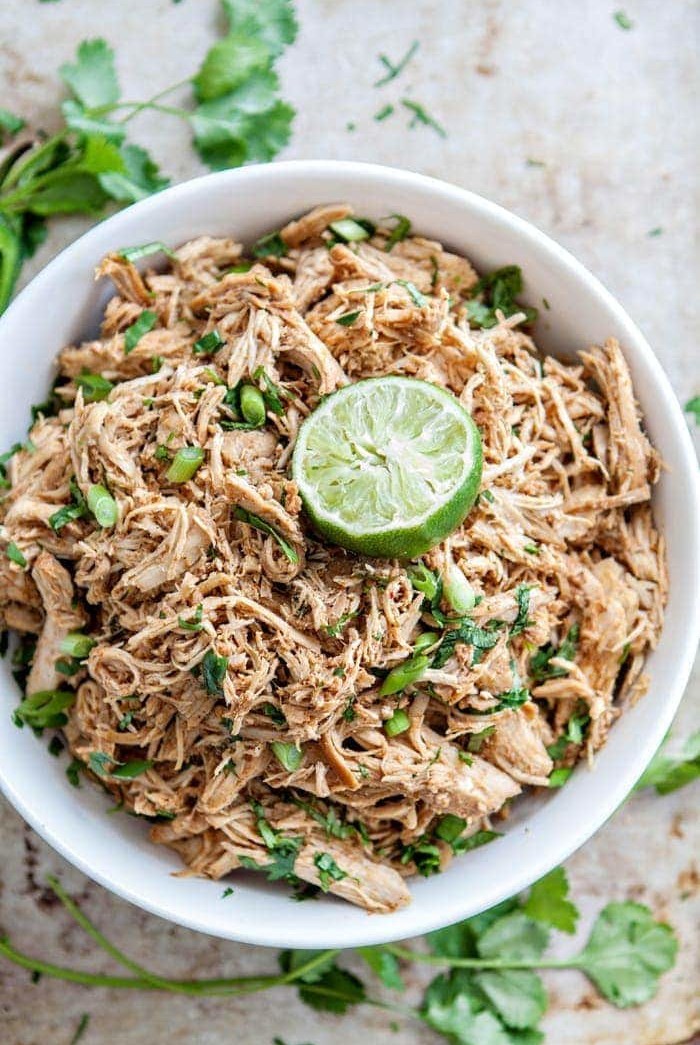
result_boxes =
[1,159,698,949]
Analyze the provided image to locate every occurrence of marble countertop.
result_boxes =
[1,2,697,1043]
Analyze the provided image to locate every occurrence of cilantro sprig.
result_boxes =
[0,1,297,313]
[2,866,677,1042]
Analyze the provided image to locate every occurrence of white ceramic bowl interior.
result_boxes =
[0,161,698,949]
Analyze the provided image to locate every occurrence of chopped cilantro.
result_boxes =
[262,702,287,726]
[199,649,229,696]
[336,310,362,326]
[251,231,287,258]
[313,851,349,892]
[467,265,537,329]
[530,623,579,682]
[270,740,303,772]
[178,604,203,631]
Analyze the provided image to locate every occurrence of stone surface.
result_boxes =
[0,2,697,1043]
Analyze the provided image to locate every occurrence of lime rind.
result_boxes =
[292,376,483,559]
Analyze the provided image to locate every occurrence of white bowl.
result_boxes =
[1,161,698,949]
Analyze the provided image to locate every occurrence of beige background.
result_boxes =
[0,1,698,1043]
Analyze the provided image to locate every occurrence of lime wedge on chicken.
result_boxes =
[292,376,482,558]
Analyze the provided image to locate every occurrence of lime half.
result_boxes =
[292,376,482,558]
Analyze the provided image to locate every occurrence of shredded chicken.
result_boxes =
[0,206,665,913]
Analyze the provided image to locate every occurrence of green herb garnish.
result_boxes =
[374,40,419,87]
[233,506,299,563]
[270,741,303,772]
[75,371,114,402]
[193,329,224,355]
[313,851,349,892]
[124,310,157,353]
[178,605,203,631]
[401,99,447,138]
[6,542,27,568]
[199,649,229,696]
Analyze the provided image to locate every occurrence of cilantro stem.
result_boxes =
[385,943,570,970]
[0,929,340,997]
[115,78,193,123]
[46,875,176,991]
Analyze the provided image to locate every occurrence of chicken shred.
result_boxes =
[0,205,665,913]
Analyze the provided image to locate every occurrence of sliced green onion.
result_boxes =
[118,242,177,262]
[87,485,118,528]
[59,633,96,659]
[384,214,411,251]
[407,563,440,602]
[75,371,114,402]
[443,561,476,614]
[124,310,157,354]
[270,741,303,772]
[379,653,430,696]
[193,330,224,355]
[549,767,573,789]
[329,218,371,243]
[166,446,204,483]
[384,708,410,737]
[239,385,266,427]
[111,759,153,779]
[413,631,440,655]
[6,541,27,568]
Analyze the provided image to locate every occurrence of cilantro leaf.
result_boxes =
[477,912,549,962]
[99,143,169,203]
[523,867,579,934]
[193,34,271,102]
[0,108,26,140]
[421,970,514,1045]
[356,946,405,991]
[313,851,349,892]
[222,0,298,59]
[684,396,700,424]
[199,649,229,696]
[529,623,579,682]
[295,963,365,1014]
[60,38,120,109]
[635,730,700,794]
[238,101,294,164]
[474,969,548,1030]
[575,902,678,1007]
[467,266,537,329]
